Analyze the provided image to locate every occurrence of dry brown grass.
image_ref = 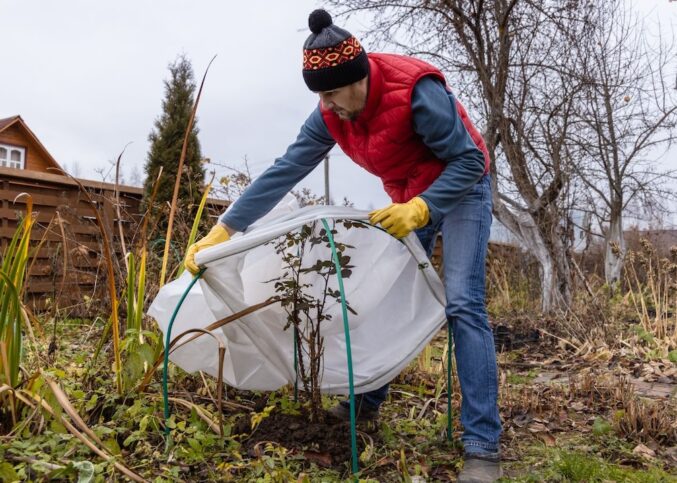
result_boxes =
[501,370,677,447]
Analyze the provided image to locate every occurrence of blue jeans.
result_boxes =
[361,175,501,453]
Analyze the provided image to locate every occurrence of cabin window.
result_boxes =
[0,144,25,169]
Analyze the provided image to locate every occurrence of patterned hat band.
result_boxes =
[303,37,363,71]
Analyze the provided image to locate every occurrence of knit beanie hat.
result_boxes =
[302,9,369,92]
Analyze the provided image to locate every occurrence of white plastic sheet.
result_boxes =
[148,205,446,394]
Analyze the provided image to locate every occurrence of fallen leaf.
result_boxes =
[641,364,655,375]
[632,443,656,460]
[570,401,586,411]
[373,456,394,468]
[594,349,613,361]
[664,446,677,464]
[303,450,332,467]
[528,422,548,433]
[513,414,532,427]
[538,433,557,447]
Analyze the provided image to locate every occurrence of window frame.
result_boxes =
[0,143,26,169]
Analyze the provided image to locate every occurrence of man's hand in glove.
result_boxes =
[368,197,429,239]
[184,224,231,274]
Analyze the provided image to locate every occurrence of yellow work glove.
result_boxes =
[184,224,230,275]
[369,197,430,239]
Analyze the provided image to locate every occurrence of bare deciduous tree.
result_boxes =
[208,158,254,202]
[328,0,597,311]
[571,1,677,288]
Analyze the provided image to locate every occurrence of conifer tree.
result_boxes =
[143,55,205,229]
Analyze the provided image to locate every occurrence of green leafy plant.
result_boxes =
[176,178,214,278]
[120,248,158,390]
[250,405,274,431]
[592,416,612,436]
[0,193,34,424]
[269,220,361,421]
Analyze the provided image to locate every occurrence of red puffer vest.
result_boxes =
[321,53,490,203]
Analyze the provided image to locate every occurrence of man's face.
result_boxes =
[317,76,368,121]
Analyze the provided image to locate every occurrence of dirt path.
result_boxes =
[533,370,676,399]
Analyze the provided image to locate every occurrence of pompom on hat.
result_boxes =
[302,9,369,92]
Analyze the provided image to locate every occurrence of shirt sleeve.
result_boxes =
[411,76,486,226]
[220,106,335,231]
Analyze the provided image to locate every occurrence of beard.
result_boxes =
[335,107,362,121]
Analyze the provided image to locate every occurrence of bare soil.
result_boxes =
[236,409,378,469]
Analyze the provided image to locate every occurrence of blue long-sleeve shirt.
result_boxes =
[220,76,486,231]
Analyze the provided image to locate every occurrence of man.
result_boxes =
[185,9,501,482]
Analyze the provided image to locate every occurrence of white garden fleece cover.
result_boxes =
[148,205,446,394]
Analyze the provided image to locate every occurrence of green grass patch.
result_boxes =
[505,447,676,482]
[506,370,539,385]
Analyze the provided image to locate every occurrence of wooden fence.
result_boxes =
[0,166,229,315]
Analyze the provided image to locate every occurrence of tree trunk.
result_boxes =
[519,219,572,312]
[493,184,573,312]
[604,205,625,289]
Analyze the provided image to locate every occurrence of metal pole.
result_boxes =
[324,155,330,205]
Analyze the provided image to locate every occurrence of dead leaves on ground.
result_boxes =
[500,338,677,471]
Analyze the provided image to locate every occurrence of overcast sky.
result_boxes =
[1,0,675,214]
